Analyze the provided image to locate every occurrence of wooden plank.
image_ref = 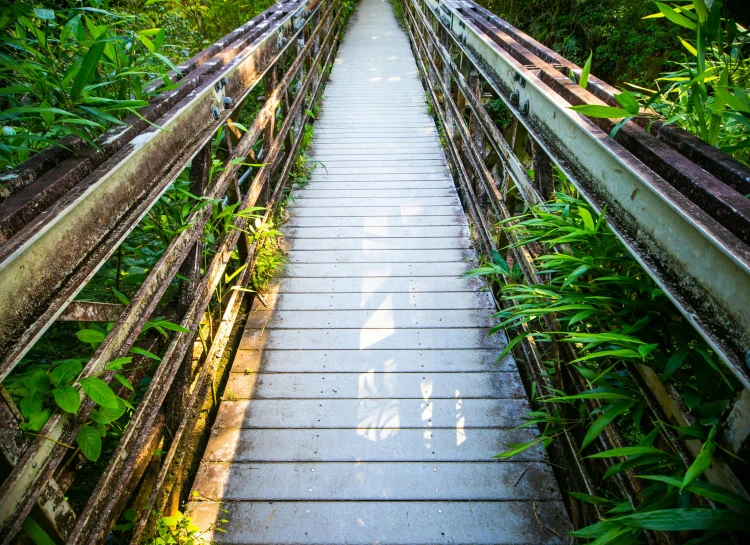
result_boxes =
[292,189,456,198]
[286,249,475,263]
[239,328,501,351]
[284,225,469,238]
[193,462,560,501]
[242,309,492,328]
[286,237,471,251]
[201,428,546,462]
[223,372,524,400]
[231,348,516,373]
[188,501,569,545]
[284,216,466,228]
[271,276,482,292]
[288,198,458,208]
[214,398,528,428]
[243,292,494,311]
[288,206,463,217]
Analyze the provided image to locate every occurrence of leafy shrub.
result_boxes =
[0,1,179,170]
[469,187,745,540]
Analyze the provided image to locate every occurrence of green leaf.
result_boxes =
[71,41,106,101]
[106,357,132,371]
[52,385,80,415]
[638,475,750,512]
[570,349,642,363]
[714,88,750,114]
[129,346,162,361]
[114,373,134,391]
[21,518,57,545]
[79,376,118,409]
[578,206,596,231]
[33,8,56,20]
[20,395,43,419]
[562,264,589,288]
[76,328,106,344]
[76,425,102,461]
[26,409,52,432]
[614,91,640,115]
[682,426,717,489]
[100,397,129,422]
[547,391,636,402]
[662,347,689,381]
[654,2,697,30]
[691,0,708,23]
[611,508,744,531]
[88,408,111,425]
[570,104,631,119]
[587,446,667,459]
[579,52,592,89]
[581,401,634,450]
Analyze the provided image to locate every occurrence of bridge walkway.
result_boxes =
[188,0,570,542]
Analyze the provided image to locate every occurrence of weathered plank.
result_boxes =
[193,462,560,500]
[223,371,524,399]
[231,348,516,373]
[213,398,528,428]
[188,501,568,545]
[202,428,545,462]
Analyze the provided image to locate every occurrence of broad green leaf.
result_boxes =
[654,2,697,30]
[570,104,631,119]
[76,328,105,344]
[76,425,102,461]
[88,408,111,425]
[71,41,106,101]
[79,376,118,409]
[578,206,596,231]
[50,360,83,386]
[26,409,52,432]
[714,88,750,114]
[579,52,592,89]
[20,395,43,419]
[662,347,689,381]
[52,385,80,414]
[33,8,56,20]
[570,349,641,363]
[637,475,750,512]
[581,401,634,450]
[562,264,589,288]
[612,508,744,531]
[691,0,708,23]
[100,397,129,422]
[587,446,667,459]
[614,91,640,115]
[682,426,716,489]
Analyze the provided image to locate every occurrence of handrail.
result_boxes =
[400,0,749,539]
[0,0,348,542]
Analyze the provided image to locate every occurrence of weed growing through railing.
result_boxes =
[469,188,747,539]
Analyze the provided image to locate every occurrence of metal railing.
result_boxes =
[0,0,347,542]
[400,0,750,541]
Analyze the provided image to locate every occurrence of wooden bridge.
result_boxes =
[0,0,748,544]
[188,0,568,541]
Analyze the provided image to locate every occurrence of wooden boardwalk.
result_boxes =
[189,0,569,542]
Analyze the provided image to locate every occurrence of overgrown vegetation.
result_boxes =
[469,171,746,540]
[481,0,750,164]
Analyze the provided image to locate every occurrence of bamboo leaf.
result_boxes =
[654,2,697,30]
[581,401,634,450]
[682,426,717,489]
[579,52,592,89]
[570,104,631,119]
[587,446,667,459]
[611,508,744,531]
[71,41,106,101]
